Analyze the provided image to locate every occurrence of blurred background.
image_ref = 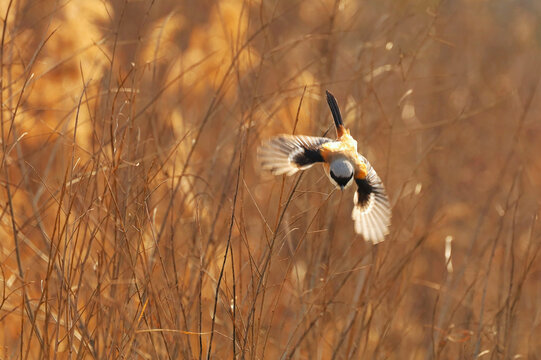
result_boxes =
[1,0,541,358]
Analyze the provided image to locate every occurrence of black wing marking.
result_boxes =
[351,164,391,243]
[258,135,332,176]
[325,90,345,136]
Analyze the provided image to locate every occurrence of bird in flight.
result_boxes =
[258,91,391,243]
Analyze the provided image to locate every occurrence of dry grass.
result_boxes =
[1,0,541,358]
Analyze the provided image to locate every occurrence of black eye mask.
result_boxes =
[330,171,352,187]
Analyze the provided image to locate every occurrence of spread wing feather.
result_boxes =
[351,163,391,243]
[258,135,332,176]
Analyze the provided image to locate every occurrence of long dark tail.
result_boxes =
[325,90,345,137]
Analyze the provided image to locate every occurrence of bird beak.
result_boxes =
[340,185,344,190]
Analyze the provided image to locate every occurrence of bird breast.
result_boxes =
[320,135,367,179]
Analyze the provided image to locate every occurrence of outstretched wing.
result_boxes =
[351,163,391,243]
[258,135,333,176]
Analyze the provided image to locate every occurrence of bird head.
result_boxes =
[329,160,354,189]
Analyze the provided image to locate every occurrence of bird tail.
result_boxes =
[325,90,346,137]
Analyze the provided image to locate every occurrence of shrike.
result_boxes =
[258,91,391,243]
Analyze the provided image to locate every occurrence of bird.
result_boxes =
[258,90,391,243]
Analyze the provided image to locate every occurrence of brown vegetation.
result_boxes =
[1,0,541,358]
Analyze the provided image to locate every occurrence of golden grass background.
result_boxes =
[1,0,541,358]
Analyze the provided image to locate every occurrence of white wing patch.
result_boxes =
[351,165,391,244]
[258,135,332,176]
